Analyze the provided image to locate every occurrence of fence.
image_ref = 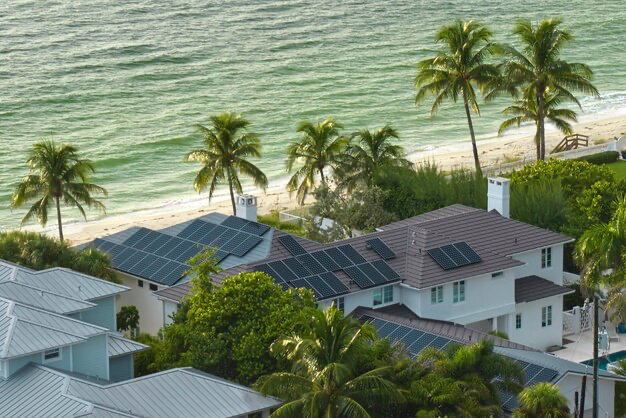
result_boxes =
[563,301,594,336]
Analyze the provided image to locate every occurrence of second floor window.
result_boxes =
[431,286,443,304]
[453,281,465,303]
[541,247,552,268]
[542,305,552,327]
[373,286,393,306]
[43,348,60,362]
[516,313,522,329]
[333,297,345,313]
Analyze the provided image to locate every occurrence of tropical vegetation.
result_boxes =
[11,140,107,240]
[186,112,268,215]
[416,20,499,175]
[512,383,571,417]
[286,118,348,205]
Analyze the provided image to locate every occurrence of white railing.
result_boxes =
[562,302,593,336]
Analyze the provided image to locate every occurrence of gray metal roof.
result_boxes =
[107,334,149,358]
[0,260,129,301]
[0,298,107,359]
[1,365,281,418]
[515,275,574,304]
[0,281,96,314]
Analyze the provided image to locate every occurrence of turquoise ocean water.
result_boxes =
[1,1,626,229]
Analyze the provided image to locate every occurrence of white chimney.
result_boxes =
[487,177,510,218]
[235,194,258,222]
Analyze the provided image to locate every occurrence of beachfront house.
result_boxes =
[0,260,281,417]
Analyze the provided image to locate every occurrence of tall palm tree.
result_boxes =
[186,112,268,215]
[512,383,571,418]
[11,140,107,241]
[500,18,598,160]
[416,20,499,176]
[286,118,348,205]
[498,90,578,160]
[416,340,524,416]
[255,307,398,417]
[339,125,412,191]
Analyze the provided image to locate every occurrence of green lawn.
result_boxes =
[606,161,626,180]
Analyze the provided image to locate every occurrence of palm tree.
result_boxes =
[255,307,398,417]
[500,18,598,160]
[416,340,524,416]
[286,118,348,205]
[11,140,107,241]
[498,90,578,160]
[415,20,500,176]
[512,383,571,417]
[339,125,412,191]
[186,112,268,215]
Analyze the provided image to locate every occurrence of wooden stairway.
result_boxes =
[551,133,589,154]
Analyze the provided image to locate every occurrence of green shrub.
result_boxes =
[0,230,118,282]
[510,179,569,232]
[575,151,619,165]
[257,211,307,237]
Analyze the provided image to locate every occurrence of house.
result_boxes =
[85,195,276,334]
[156,178,574,352]
[0,260,281,417]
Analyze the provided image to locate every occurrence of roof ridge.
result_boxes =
[12,317,93,340]
[1,303,17,358]
[0,280,98,306]
[9,301,109,331]
[35,267,129,290]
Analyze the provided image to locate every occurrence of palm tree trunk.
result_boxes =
[463,98,482,176]
[227,173,237,216]
[592,295,599,418]
[537,87,546,160]
[55,196,64,241]
[319,166,326,183]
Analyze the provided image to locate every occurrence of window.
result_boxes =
[149,283,158,291]
[373,286,393,306]
[332,297,345,313]
[491,271,503,278]
[541,247,552,268]
[431,286,443,304]
[542,305,552,327]
[515,313,522,329]
[453,281,465,303]
[138,280,144,288]
[43,348,61,362]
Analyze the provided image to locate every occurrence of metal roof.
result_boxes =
[107,334,149,358]
[0,298,107,359]
[0,281,95,314]
[0,364,281,418]
[0,260,129,301]
[515,275,574,303]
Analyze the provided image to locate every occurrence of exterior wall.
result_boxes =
[8,352,40,376]
[117,273,164,335]
[80,296,117,330]
[557,374,615,418]
[7,346,72,377]
[414,270,516,325]
[512,244,564,285]
[72,334,109,380]
[317,284,401,314]
[109,354,134,382]
[163,300,178,327]
[507,295,564,350]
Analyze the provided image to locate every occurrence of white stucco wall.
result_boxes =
[318,284,402,314]
[512,244,565,285]
[162,300,178,326]
[507,294,564,350]
[556,374,615,418]
[116,273,165,335]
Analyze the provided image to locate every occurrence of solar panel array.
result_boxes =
[366,238,396,260]
[359,314,559,412]
[259,237,402,300]
[92,217,269,286]
[426,241,482,270]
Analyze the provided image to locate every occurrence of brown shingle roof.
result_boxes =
[515,275,574,304]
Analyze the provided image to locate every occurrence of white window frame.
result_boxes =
[515,313,522,329]
[42,348,62,363]
[431,285,443,304]
[373,286,393,306]
[333,297,345,313]
[453,280,465,303]
[542,305,552,327]
[541,247,552,268]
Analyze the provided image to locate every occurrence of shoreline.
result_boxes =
[17,111,626,246]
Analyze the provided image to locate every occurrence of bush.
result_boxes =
[0,230,118,282]
[575,151,619,165]
[510,179,569,232]
[257,211,307,237]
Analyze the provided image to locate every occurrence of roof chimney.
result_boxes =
[235,194,258,222]
[487,177,510,218]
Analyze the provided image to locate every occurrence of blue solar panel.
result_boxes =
[112,247,138,266]
[453,241,482,264]
[269,260,297,282]
[401,330,425,349]
[198,225,228,245]
[154,236,182,257]
[426,247,456,270]
[136,255,168,278]
[408,333,436,355]
[278,235,307,256]
[240,221,270,236]
[311,250,340,272]
[297,253,326,275]
[304,275,336,299]
[231,235,262,257]
[118,251,146,272]
[343,265,374,288]
[187,221,216,242]
[144,233,173,253]
[211,250,229,263]
[523,363,543,382]
[324,247,352,268]
[428,336,450,349]
[133,230,162,250]
[128,253,161,276]
[164,240,195,261]
[387,325,411,341]
[290,277,321,298]
[357,262,386,285]
[440,244,470,266]
[221,232,247,253]
[337,244,366,264]
[105,243,125,258]
[154,261,189,286]
[212,229,236,248]
[377,322,400,338]
[123,228,151,247]
[366,238,396,260]
[319,272,349,295]
[177,219,205,239]
[370,259,400,281]
[283,257,310,278]
[221,216,249,230]
[175,244,202,263]
[255,264,281,282]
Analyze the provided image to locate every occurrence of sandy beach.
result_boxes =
[22,112,626,246]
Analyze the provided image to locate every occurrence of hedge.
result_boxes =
[575,151,619,165]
